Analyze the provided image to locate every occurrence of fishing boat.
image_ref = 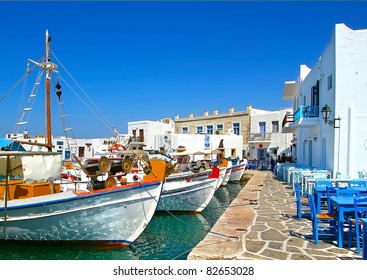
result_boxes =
[154,149,224,213]
[157,165,220,213]
[229,158,247,182]
[221,159,232,186]
[0,30,168,247]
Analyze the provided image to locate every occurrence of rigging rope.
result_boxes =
[142,183,240,250]
[51,74,78,152]
[50,50,116,135]
[0,63,38,104]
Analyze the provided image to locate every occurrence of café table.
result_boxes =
[329,196,367,248]
[313,185,367,214]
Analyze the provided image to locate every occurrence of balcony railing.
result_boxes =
[282,114,294,129]
[249,133,271,142]
[294,105,319,121]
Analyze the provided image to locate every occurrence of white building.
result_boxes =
[128,119,243,159]
[282,23,367,178]
[5,133,128,161]
[248,107,293,162]
[127,119,175,150]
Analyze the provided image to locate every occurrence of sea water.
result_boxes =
[0,182,244,260]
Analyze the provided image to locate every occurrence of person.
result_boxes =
[281,153,286,163]
[270,157,276,173]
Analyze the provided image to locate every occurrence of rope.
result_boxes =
[51,50,116,134]
[0,64,38,104]
[141,182,240,261]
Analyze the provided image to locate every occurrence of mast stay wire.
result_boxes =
[51,73,78,152]
[50,50,116,135]
[0,62,39,104]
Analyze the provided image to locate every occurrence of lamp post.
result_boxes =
[321,104,341,177]
[321,104,341,128]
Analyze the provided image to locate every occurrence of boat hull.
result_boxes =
[157,176,218,213]
[0,181,162,245]
[221,161,232,186]
[229,162,247,182]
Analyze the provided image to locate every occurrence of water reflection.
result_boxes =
[0,182,244,260]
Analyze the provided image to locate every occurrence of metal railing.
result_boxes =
[294,105,319,121]
[249,133,271,141]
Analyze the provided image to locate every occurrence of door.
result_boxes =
[308,140,313,167]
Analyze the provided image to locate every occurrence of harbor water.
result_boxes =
[0,182,244,260]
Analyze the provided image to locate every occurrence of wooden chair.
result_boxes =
[348,197,367,254]
[307,193,337,245]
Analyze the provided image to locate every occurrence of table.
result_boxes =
[313,185,367,214]
[329,196,367,248]
[362,218,367,260]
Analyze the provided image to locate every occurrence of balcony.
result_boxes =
[282,114,295,133]
[249,133,271,142]
[282,105,319,132]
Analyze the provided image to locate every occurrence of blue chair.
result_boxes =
[294,182,309,220]
[307,193,337,245]
[326,186,337,213]
[348,197,367,254]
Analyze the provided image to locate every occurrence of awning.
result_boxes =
[0,139,26,151]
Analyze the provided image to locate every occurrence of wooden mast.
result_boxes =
[45,29,52,152]
[14,30,57,151]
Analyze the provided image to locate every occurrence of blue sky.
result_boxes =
[0,1,367,138]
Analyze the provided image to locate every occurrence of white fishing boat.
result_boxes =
[229,159,247,182]
[118,148,223,213]
[221,159,232,186]
[157,166,220,213]
[0,30,168,247]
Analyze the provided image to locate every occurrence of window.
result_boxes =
[272,121,279,133]
[233,122,240,135]
[196,126,203,134]
[206,125,213,135]
[327,75,332,90]
[216,124,223,131]
[311,80,319,107]
[57,141,64,146]
[259,122,266,137]
[259,149,266,161]
[182,127,189,134]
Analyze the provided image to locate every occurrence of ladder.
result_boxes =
[14,70,43,136]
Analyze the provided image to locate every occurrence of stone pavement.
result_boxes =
[188,170,362,260]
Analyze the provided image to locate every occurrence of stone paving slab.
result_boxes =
[188,171,362,260]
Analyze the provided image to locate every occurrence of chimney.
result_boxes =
[229,106,234,114]
[174,114,179,121]
[213,109,218,115]
[189,113,194,119]
[204,111,208,117]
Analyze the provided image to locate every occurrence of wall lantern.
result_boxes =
[321,104,341,128]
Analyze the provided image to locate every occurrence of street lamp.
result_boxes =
[321,104,340,128]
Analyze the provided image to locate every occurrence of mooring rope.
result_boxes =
[142,182,241,260]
